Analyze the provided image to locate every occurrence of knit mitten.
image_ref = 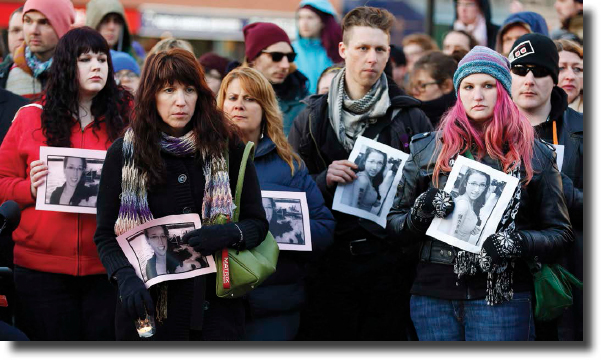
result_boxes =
[480,230,525,267]
[409,188,455,232]
[182,223,243,256]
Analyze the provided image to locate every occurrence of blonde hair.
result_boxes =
[216,67,302,176]
[147,38,195,58]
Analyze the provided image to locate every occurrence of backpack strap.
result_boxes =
[233,141,255,222]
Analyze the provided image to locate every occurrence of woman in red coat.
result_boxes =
[0,27,132,340]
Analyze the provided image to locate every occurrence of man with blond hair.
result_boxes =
[290,6,432,340]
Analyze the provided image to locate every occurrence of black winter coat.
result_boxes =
[288,77,433,242]
[534,86,583,340]
[0,88,29,145]
[386,131,574,300]
[94,137,268,340]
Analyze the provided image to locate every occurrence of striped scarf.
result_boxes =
[114,129,233,320]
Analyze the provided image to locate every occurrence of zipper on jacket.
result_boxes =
[75,127,86,276]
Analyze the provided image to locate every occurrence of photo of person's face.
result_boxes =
[262,198,274,222]
[64,157,84,188]
[146,226,168,257]
[465,172,487,200]
[365,151,385,177]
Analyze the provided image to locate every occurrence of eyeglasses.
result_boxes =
[412,81,440,92]
[261,51,297,63]
[510,65,552,78]
[467,182,487,190]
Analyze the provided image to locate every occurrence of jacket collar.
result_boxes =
[254,135,277,159]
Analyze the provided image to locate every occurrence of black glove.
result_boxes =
[114,266,154,321]
[182,223,243,256]
[409,188,455,232]
[480,230,525,267]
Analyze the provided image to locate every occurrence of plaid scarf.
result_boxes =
[25,46,53,78]
[115,129,234,320]
[453,157,522,305]
[327,68,390,152]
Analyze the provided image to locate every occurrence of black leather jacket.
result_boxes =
[386,131,574,299]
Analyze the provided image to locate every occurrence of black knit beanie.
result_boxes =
[508,33,559,84]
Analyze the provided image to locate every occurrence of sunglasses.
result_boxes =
[261,51,296,63]
[510,65,552,78]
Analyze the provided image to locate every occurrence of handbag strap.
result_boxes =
[233,141,255,222]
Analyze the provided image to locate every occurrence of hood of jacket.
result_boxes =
[86,0,132,53]
[298,0,337,17]
[272,69,310,102]
[495,11,549,53]
[549,86,569,122]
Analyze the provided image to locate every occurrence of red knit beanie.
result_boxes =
[199,52,231,77]
[23,0,75,38]
[243,22,291,62]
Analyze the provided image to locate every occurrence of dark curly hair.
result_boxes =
[132,48,238,188]
[42,26,132,147]
[357,147,388,200]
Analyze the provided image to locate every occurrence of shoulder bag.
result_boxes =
[214,141,279,298]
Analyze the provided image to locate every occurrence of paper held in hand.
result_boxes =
[332,136,409,228]
[426,156,519,253]
[116,214,216,288]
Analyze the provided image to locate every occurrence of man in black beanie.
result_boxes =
[510,32,583,341]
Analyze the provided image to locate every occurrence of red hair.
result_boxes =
[433,80,534,186]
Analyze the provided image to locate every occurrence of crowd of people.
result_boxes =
[0,0,584,342]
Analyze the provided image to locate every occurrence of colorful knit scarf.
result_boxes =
[25,46,53,79]
[115,129,234,320]
[452,156,523,306]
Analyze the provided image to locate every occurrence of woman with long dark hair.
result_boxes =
[387,46,573,340]
[449,168,490,242]
[49,157,98,206]
[94,49,268,341]
[345,147,393,214]
[292,0,343,94]
[216,66,334,340]
[0,26,132,340]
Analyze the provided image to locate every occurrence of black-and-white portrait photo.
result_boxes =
[333,136,409,227]
[45,156,101,207]
[36,147,106,214]
[261,191,312,251]
[116,214,216,288]
[427,156,519,253]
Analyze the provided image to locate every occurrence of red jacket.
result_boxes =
[0,104,112,276]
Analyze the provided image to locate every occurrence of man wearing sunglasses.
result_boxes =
[289,6,432,341]
[242,22,310,136]
[509,33,583,341]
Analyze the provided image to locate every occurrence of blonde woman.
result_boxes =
[217,67,335,340]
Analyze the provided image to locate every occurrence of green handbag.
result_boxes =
[529,262,583,322]
[214,141,279,298]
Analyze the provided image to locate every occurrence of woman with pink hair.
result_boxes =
[387,46,573,341]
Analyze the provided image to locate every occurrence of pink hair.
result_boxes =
[433,80,534,187]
